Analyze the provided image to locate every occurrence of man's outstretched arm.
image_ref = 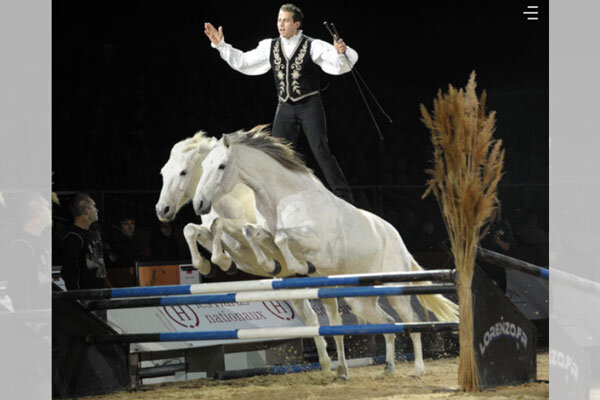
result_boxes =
[204,22,271,76]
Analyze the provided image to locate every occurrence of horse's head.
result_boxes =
[156,132,217,222]
[193,135,237,215]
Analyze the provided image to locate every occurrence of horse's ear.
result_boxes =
[223,135,230,149]
[200,136,217,153]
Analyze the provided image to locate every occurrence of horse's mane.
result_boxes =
[171,130,211,156]
[225,127,314,177]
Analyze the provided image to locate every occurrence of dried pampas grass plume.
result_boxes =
[420,71,504,391]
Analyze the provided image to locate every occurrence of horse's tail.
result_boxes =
[410,256,459,322]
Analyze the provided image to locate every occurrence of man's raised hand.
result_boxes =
[333,34,347,54]
[204,22,224,46]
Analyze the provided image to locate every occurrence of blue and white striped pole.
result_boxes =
[54,269,455,300]
[89,321,459,344]
[84,284,456,310]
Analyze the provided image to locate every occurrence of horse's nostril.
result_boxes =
[199,201,204,210]
[164,206,170,214]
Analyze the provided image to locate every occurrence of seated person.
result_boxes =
[106,214,146,286]
[150,221,183,261]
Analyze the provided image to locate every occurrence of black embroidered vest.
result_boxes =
[269,35,320,102]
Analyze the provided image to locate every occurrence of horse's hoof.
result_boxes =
[320,368,334,379]
[202,264,218,279]
[409,368,424,378]
[225,262,238,275]
[192,259,202,271]
[211,252,229,267]
[307,261,316,275]
[271,260,282,276]
[383,362,396,376]
[335,365,349,381]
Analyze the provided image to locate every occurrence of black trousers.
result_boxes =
[272,94,354,203]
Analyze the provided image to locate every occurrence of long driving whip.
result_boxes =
[323,21,392,141]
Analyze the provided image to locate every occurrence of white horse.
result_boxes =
[155,129,281,276]
[193,128,459,377]
[155,130,344,378]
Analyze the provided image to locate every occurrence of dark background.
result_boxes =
[52,0,548,253]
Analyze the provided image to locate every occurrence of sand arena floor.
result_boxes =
[84,352,548,400]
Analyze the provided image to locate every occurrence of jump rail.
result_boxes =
[54,269,456,300]
[477,248,549,279]
[83,284,457,310]
[88,322,460,344]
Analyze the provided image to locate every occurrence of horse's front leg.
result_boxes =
[183,223,212,276]
[242,224,281,275]
[208,217,238,272]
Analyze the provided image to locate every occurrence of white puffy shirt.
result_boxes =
[211,30,359,76]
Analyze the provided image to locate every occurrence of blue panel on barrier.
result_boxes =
[541,268,549,279]
[273,276,360,289]
[268,357,387,374]
[112,285,192,298]
[269,363,320,374]
[161,293,237,306]
[319,323,405,336]
[159,330,239,341]
[318,286,404,298]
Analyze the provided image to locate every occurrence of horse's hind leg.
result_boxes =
[387,295,424,377]
[289,299,332,377]
[344,297,397,376]
[321,298,348,380]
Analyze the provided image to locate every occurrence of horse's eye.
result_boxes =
[218,164,226,170]
[180,170,187,176]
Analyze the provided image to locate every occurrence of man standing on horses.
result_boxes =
[204,3,357,204]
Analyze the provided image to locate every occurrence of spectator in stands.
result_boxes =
[150,221,183,261]
[89,221,103,234]
[5,192,52,310]
[515,208,549,266]
[106,214,146,286]
[414,220,442,252]
[479,203,519,292]
[61,193,109,291]
[51,201,67,268]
